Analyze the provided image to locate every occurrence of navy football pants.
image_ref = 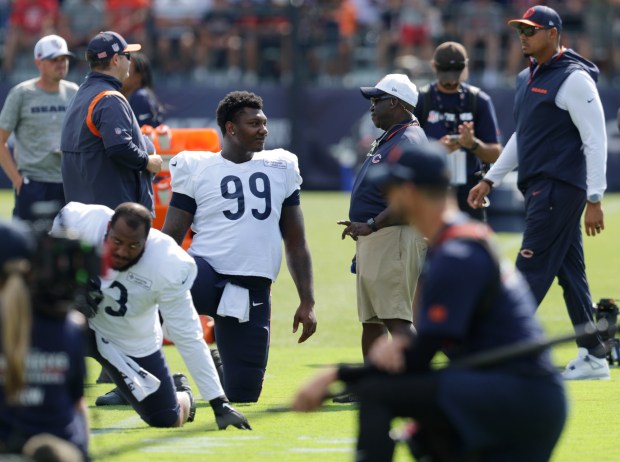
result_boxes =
[86,329,180,427]
[516,179,604,354]
[190,256,271,403]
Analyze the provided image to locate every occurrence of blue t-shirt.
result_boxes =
[414,83,500,182]
[349,121,428,223]
[0,312,87,456]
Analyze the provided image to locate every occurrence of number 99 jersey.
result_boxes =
[170,149,302,281]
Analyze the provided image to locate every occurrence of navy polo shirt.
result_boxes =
[349,121,428,223]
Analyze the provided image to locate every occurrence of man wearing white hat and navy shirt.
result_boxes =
[0,35,78,222]
[335,74,428,402]
[468,5,610,380]
[61,31,162,215]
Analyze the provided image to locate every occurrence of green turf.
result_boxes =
[1,190,619,461]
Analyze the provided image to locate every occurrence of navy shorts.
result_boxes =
[190,256,271,403]
[13,179,65,221]
[86,330,179,427]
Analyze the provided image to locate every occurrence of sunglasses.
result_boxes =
[516,26,544,37]
[370,95,394,105]
[118,51,131,60]
[435,62,466,73]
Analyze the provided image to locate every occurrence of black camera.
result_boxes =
[27,201,102,316]
[593,298,620,366]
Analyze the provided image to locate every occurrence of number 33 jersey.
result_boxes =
[52,202,199,357]
[170,149,302,281]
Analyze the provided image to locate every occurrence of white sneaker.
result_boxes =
[562,348,610,380]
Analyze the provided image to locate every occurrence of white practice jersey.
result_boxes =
[52,202,225,400]
[52,202,197,357]
[169,149,302,281]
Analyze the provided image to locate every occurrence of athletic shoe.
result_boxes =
[95,388,129,406]
[214,402,252,430]
[562,348,611,380]
[173,373,197,422]
[332,392,359,404]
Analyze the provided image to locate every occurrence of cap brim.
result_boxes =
[508,19,544,28]
[360,87,387,99]
[124,44,142,52]
[366,164,401,189]
[41,51,75,60]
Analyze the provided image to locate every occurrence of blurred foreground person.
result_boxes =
[0,220,89,461]
[294,143,567,462]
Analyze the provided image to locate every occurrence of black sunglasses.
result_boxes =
[435,62,466,73]
[516,26,544,37]
[370,95,393,105]
[118,51,131,60]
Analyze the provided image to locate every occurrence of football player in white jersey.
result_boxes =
[51,201,251,430]
[162,91,317,403]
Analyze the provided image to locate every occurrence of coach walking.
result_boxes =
[468,6,609,380]
[336,75,428,402]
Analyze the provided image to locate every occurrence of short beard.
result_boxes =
[114,246,146,272]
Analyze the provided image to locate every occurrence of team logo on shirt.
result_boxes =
[427,304,448,323]
[114,127,122,135]
[371,153,382,164]
[127,272,152,289]
[520,248,534,258]
[263,159,286,169]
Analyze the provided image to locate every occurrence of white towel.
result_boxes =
[95,332,161,402]
[447,149,467,186]
[217,283,250,323]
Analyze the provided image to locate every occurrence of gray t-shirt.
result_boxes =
[0,78,79,182]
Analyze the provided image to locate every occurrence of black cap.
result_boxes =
[0,220,34,268]
[369,142,451,189]
[433,42,468,82]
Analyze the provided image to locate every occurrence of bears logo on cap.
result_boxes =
[524,7,535,19]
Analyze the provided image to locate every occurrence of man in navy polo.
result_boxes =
[335,74,428,402]
[468,5,609,379]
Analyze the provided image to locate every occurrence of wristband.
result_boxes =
[366,217,379,232]
[468,140,480,152]
[481,178,494,189]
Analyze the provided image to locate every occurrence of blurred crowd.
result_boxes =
[1,0,620,88]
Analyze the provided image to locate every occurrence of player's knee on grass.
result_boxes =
[141,405,180,428]
[225,364,265,403]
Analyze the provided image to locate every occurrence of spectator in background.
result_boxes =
[58,0,106,73]
[195,0,242,82]
[1,0,59,77]
[60,31,162,213]
[0,220,89,461]
[335,74,428,403]
[151,0,210,76]
[458,0,504,88]
[121,52,164,128]
[0,35,78,221]
[104,0,151,58]
[415,42,501,222]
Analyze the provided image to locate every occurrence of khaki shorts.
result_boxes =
[356,225,427,323]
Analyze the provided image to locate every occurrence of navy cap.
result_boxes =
[0,220,34,268]
[369,142,451,189]
[508,5,562,31]
[86,31,141,60]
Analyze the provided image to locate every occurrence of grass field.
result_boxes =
[2,190,619,461]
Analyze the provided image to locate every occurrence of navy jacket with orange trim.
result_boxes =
[60,72,153,212]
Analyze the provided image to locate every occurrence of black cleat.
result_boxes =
[173,373,196,423]
[95,388,129,406]
[332,393,359,404]
[215,403,252,430]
